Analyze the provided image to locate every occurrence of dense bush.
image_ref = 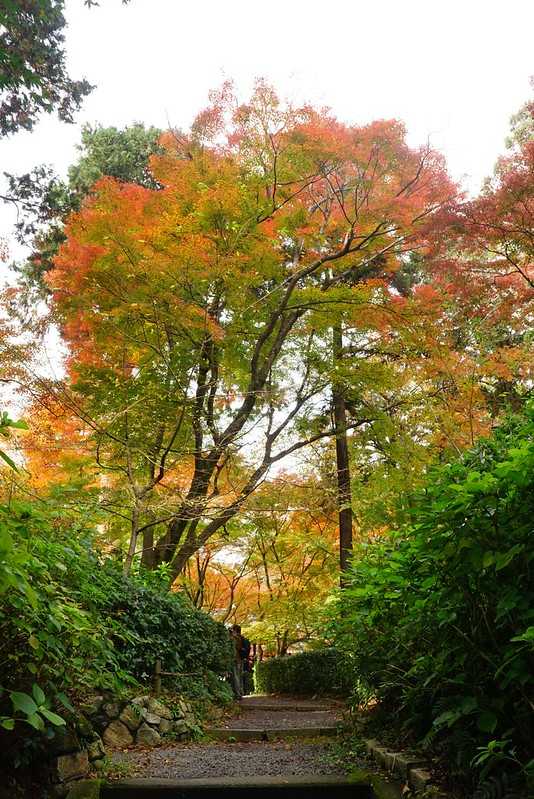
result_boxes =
[0,498,232,707]
[330,405,534,792]
[95,568,233,683]
[0,501,118,696]
[254,648,351,695]
[0,494,233,786]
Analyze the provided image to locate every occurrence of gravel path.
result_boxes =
[239,696,342,710]
[111,695,346,781]
[112,740,345,780]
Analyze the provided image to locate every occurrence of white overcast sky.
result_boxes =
[1,0,533,256]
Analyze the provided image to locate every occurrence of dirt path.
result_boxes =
[111,695,346,780]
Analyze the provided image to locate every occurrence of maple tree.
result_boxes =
[429,87,533,314]
[238,480,338,655]
[18,399,93,491]
[40,82,456,581]
[448,116,533,292]
[5,122,163,317]
[181,476,338,654]
[417,97,534,432]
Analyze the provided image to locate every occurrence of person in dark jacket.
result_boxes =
[230,624,250,699]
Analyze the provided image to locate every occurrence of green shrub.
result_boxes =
[95,570,233,683]
[254,648,351,695]
[0,501,121,696]
[0,495,233,779]
[0,499,232,702]
[330,404,534,792]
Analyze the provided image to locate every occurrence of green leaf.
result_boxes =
[511,626,534,643]
[434,709,460,728]
[0,450,18,472]
[495,544,524,571]
[40,708,66,727]
[8,420,28,430]
[32,684,46,706]
[0,718,15,730]
[10,691,38,716]
[460,696,478,713]
[477,710,498,733]
[25,712,45,731]
[56,692,75,713]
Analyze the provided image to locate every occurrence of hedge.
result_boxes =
[254,648,351,695]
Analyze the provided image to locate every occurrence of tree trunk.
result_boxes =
[123,507,140,576]
[141,526,155,570]
[332,323,353,585]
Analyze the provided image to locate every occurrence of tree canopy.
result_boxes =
[1,76,532,798]
[35,81,456,581]
[0,0,91,137]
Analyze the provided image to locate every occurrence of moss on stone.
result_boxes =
[348,768,401,799]
[66,779,102,799]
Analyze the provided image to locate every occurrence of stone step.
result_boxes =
[204,726,339,742]
[102,774,373,798]
[239,702,333,712]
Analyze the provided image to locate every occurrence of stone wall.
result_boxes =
[50,693,196,797]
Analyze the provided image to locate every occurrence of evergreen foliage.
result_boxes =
[254,648,351,695]
[0,497,232,718]
[0,0,92,136]
[330,403,534,791]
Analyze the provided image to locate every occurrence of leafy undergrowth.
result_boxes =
[0,494,233,792]
[330,405,534,797]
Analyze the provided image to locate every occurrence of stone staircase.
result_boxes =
[91,696,400,799]
[204,695,341,742]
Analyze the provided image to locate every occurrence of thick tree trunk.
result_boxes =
[332,323,353,584]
